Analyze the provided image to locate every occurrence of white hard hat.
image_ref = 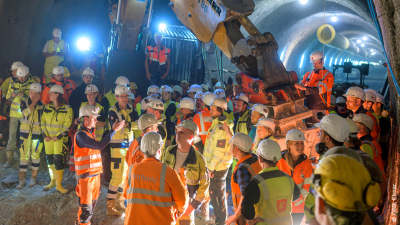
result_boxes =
[203,92,216,106]
[364,91,376,103]
[254,117,276,131]
[85,84,99,93]
[148,99,164,111]
[177,98,196,110]
[375,93,385,105]
[346,118,359,134]
[215,82,222,88]
[353,113,374,131]
[29,83,42,93]
[188,84,202,93]
[310,50,325,63]
[235,93,249,104]
[52,28,62,38]
[53,66,64,75]
[343,87,366,101]
[82,67,94,76]
[336,96,346,104]
[140,132,164,156]
[318,114,350,142]
[141,97,152,111]
[154,32,163,38]
[173,85,183,95]
[115,76,129,86]
[330,95,336,105]
[115,85,129,96]
[176,120,199,137]
[160,85,173,93]
[286,129,306,142]
[211,98,227,111]
[257,139,282,163]
[214,89,226,98]
[16,65,29,77]
[365,89,378,94]
[10,61,24,70]
[229,133,253,153]
[48,85,64,95]
[79,105,100,118]
[195,92,204,99]
[201,84,209,92]
[138,113,158,130]
[147,85,160,95]
[251,104,269,117]
[128,92,135,100]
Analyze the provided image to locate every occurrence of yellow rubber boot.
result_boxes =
[106,199,123,217]
[115,192,126,212]
[55,170,68,194]
[43,165,56,190]
[16,172,26,189]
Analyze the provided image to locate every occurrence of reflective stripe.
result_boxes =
[264,214,292,224]
[45,124,63,128]
[110,139,127,143]
[294,198,304,206]
[304,177,312,185]
[200,174,207,180]
[300,188,308,197]
[127,188,172,197]
[241,163,256,177]
[363,140,379,156]
[20,129,30,133]
[322,71,330,80]
[75,162,103,170]
[126,198,175,207]
[96,126,105,130]
[199,113,206,135]
[10,108,20,112]
[63,125,69,130]
[254,175,270,200]
[21,119,31,124]
[32,131,42,135]
[75,154,102,162]
[12,102,20,106]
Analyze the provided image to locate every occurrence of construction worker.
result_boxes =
[193,92,216,149]
[4,65,34,168]
[160,85,177,122]
[17,83,44,189]
[161,120,210,225]
[129,82,141,108]
[147,85,160,96]
[74,104,125,224]
[172,85,183,102]
[147,99,172,146]
[225,84,234,100]
[233,82,242,97]
[364,89,377,113]
[294,51,334,123]
[252,117,277,152]
[226,133,261,225]
[176,98,196,125]
[313,155,381,225]
[214,88,233,113]
[203,97,233,224]
[201,84,209,93]
[69,68,95,120]
[215,82,222,90]
[41,85,73,193]
[344,118,370,158]
[41,66,76,105]
[241,139,300,225]
[249,104,269,141]
[123,132,188,224]
[344,86,380,141]
[329,96,350,118]
[188,84,202,99]
[372,93,390,162]
[233,93,251,134]
[180,80,190,98]
[107,85,139,216]
[42,28,69,84]
[128,92,135,105]
[101,76,129,116]
[1,61,24,100]
[194,92,204,113]
[145,32,171,86]
[276,129,313,223]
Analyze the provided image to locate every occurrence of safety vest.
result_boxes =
[176,112,196,125]
[361,139,384,171]
[104,90,117,109]
[253,167,295,225]
[304,184,316,223]
[20,99,44,139]
[158,114,168,150]
[41,103,73,138]
[79,102,105,141]
[147,45,170,74]
[73,128,103,179]
[203,116,234,171]
[231,154,262,211]
[276,152,313,213]
[163,99,177,122]
[125,136,144,167]
[302,69,334,107]
[7,75,34,118]
[42,78,76,105]
[235,109,251,134]
[109,103,134,148]
[44,39,65,82]
[1,76,14,98]
[193,108,213,145]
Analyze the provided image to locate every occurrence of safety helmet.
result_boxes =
[147,85,160,95]
[115,85,129,96]
[364,91,376,103]
[229,133,253,153]
[203,92,216,106]
[343,87,366,101]
[115,76,129,86]
[194,92,204,99]
[251,104,269,117]
[148,99,164,111]
[180,80,189,87]
[336,96,346,104]
[154,32,163,38]
[346,118,359,135]
[10,61,24,70]
[16,65,29,77]
[79,105,100,118]
[48,85,64,95]
[313,154,380,212]
[310,50,324,63]
[210,98,227,111]
[176,120,199,137]
[138,113,158,130]
[214,89,226,98]
[188,84,202,93]
[286,129,306,142]
[82,67,94,76]
[257,139,281,163]
[85,84,99,93]
[330,95,336,105]
[173,85,183,95]
[160,85,173,93]
[128,92,135,100]
[53,66,64,75]
[29,83,42,93]
[130,82,138,90]
[177,98,195,110]
[52,28,62,38]
[235,93,249,104]
[353,113,374,131]
[375,93,385,105]
[365,89,378,94]
[318,114,350,142]
[140,132,164,156]
[254,117,276,131]
[201,84,209,92]
[141,97,152,111]
[215,82,222,89]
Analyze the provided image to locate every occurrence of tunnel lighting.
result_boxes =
[362,36,367,40]
[357,40,361,43]
[280,50,285,61]
[334,58,337,65]
[159,23,167,31]
[361,44,365,47]
[347,58,350,62]
[329,57,333,66]
[77,37,91,51]
[300,54,305,68]
[299,0,307,5]
[370,49,374,52]
[339,58,342,65]
[331,16,337,22]
[371,52,376,55]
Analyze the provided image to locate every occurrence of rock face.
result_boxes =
[1,175,19,188]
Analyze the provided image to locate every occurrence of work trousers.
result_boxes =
[150,72,164,87]
[44,137,68,170]
[6,117,20,151]
[76,174,100,225]
[209,168,229,225]
[19,136,43,172]
[107,147,128,199]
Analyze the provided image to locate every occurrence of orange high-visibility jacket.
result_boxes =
[125,135,144,167]
[301,69,334,107]
[193,108,213,145]
[42,77,76,105]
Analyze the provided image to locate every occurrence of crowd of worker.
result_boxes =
[0,28,391,225]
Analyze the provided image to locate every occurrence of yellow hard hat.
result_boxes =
[313,155,380,212]
[130,82,138,90]
[154,32,163,38]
